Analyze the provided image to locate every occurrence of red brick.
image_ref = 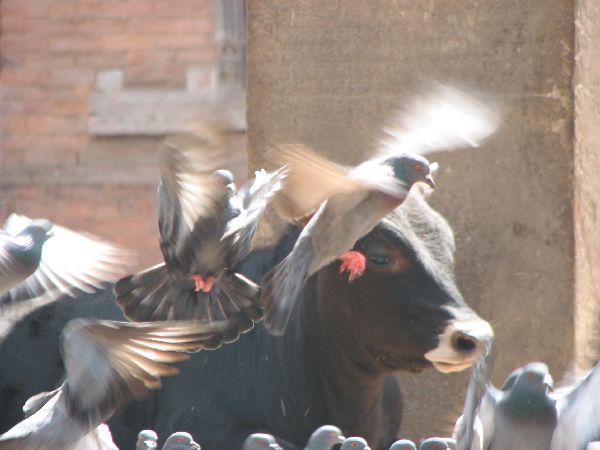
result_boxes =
[26,116,87,134]
[1,16,28,33]
[0,35,48,55]
[129,17,213,35]
[100,34,156,51]
[175,48,216,65]
[74,52,127,69]
[49,36,101,53]
[74,18,130,34]
[155,34,211,50]
[153,0,211,17]
[27,20,76,36]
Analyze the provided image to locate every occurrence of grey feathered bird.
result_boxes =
[261,85,499,334]
[389,439,417,450]
[136,429,159,450]
[419,438,453,450]
[161,431,201,450]
[0,214,132,305]
[0,318,232,450]
[242,432,283,450]
[454,359,600,450]
[340,436,371,450]
[305,425,346,449]
[114,123,287,345]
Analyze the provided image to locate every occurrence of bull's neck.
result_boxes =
[298,276,387,441]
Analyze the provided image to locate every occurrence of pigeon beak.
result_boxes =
[424,175,436,189]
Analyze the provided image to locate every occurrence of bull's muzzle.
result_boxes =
[424,315,494,373]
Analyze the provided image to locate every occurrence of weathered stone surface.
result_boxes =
[246,0,582,441]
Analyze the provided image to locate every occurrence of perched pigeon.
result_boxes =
[419,438,454,450]
[242,432,283,450]
[114,122,287,345]
[0,317,232,450]
[161,431,200,450]
[261,85,499,334]
[305,425,346,449]
[0,214,132,305]
[454,359,600,450]
[340,436,371,450]
[136,429,159,449]
[389,439,417,450]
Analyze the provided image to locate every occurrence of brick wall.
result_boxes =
[0,0,219,267]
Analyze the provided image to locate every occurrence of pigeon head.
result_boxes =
[136,429,158,449]
[340,436,370,450]
[418,437,450,450]
[384,154,435,190]
[21,219,54,243]
[389,439,417,450]
[162,431,201,450]
[242,433,282,450]
[306,425,345,449]
[212,169,237,194]
[511,362,554,394]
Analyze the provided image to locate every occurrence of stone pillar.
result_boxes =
[245,0,597,441]
[574,0,600,370]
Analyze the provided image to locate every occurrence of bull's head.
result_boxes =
[313,190,493,374]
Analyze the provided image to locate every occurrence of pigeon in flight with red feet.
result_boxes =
[115,121,287,345]
[261,84,499,335]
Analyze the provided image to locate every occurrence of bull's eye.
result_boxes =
[368,255,391,266]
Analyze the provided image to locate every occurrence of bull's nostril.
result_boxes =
[452,332,478,353]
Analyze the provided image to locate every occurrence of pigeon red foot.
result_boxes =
[192,274,215,293]
[338,251,366,282]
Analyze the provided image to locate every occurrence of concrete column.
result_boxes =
[246,0,593,441]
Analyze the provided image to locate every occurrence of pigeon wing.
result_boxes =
[0,233,37,296]
[222,166,288,266]
[62,318,234,424]
[550,362,600,450]
[265,144,364,221]
[158,130,232,278]
[456,347,495,450]
[0,213,133,304]
[379,83,499,158]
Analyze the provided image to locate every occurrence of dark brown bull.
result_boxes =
[0,191,492,449]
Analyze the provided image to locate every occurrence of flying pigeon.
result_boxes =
[114,121,287,345]
[261,84,499,334]
[389,439,417,450]
[0,214,132,305]
[419,438,454,450]
[455,342,494,450]
[242,432,283,450]
[454,359,600,450]
[340,436,371,450]
[0,317,232,450]
[305,425,346,449]
[136,429,159,450]
[161,431,201,450]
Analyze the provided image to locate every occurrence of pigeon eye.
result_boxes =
[176,438,184,443]
[329,432,337,437]
[414,163,423,172]
[351,444,358,448]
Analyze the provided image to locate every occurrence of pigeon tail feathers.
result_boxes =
[114,264,263,347]
[260,244,312,336]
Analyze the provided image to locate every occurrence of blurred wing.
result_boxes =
[380,84,499,157]
[456,346,495,450]
[265,144,364,221]
[0,233,34,296]
[0,214,133,303]
[551,362,600,450]
[62,318,234,423]
[158,128,232,276]
[223,166,288,265]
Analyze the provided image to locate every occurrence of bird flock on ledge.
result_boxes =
[0,84,599,450]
